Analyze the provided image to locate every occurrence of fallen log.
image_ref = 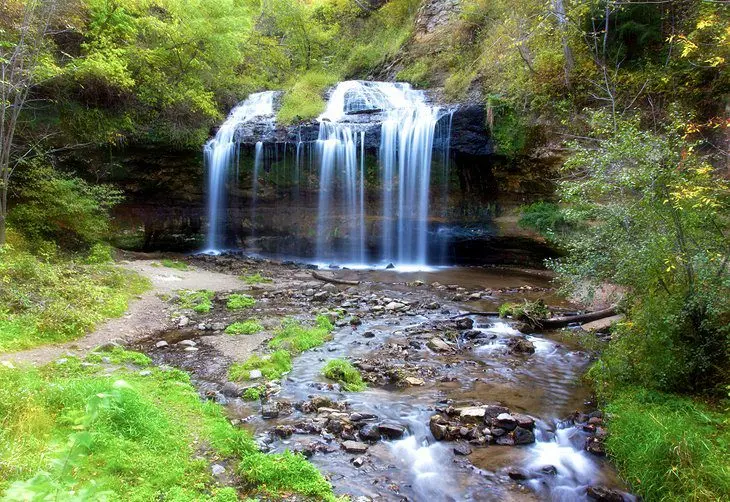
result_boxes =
[311,271,360,286]
[537,306,618,329]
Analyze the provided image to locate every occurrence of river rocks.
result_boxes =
[342,440,369,454]
[359,423,381,441]
[430,404,535,448]
[313,291,330,302]
[460,407,487,423]
[221,381,242,397]
[262,403,279,419]
[494,413,517,430]
[508,337,536,354]
[513,426,535,445]
[155,340,169,348]
[427,337,452,352]
[456,318,474,330]
[177,339,196,347]
[385,301,407,311]
[378,422,406,439]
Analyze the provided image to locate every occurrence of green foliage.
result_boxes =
[604,389,730,501]
[8,161,123,250]
[242,386,265,401]
[226,293,256,310]
[0,241,150,352]
[396,61,430,88]
[557,115,730,394]
[498,299,550,325]
[518,201,577,239]
[160,259,188,271]
[85,243,114,264]
[229,350,292,381]
[225,320,263,336]
[176,289,214,313]
[238,450,334,500]
[322,359,366,392]
[240,272,272,284]
[0,351,333,500]
[277,70,340,124]
[267,315,334,353]
[86,346,152,366]
[487,98,529,157]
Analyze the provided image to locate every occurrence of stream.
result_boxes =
[137,259,632,501]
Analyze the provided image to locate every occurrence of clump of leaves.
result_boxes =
[226,294,256,310]
[176,290,214,313]
[499,299,551,326]
[225,320,263,335]
[242,386,265,401]
[322,359,366,392]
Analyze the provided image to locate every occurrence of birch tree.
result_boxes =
[0,0,56,245]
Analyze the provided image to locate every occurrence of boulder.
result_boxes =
[453,442,472,456]
[494,413,517,431]
[513,426,535,445]
[262,403,279,419]
[378,422,406,439]
[508,337,536,354]
[359,423,381,441]
[427,337,452,352]
[586,485,625,502]
[342,440,369,454]
[459,406,487,423]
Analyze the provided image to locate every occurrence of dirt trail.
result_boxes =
[2,260,245,366]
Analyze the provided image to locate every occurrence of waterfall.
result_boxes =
[203,81,452,266]
[203,91,276,252]
[316,81,448,266]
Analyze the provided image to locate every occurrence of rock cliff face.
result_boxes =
[230,89,491,158]
[60,82,558,264]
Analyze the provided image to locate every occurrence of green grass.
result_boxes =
[322,359,366,392]
[229,351,293,381]
[225,320,264,335]
[160,259,189,271]
[240,273,272,285]
[176,290,214,313]
[604,388,730,501]
[0,350,334,500]
[226,294,256,310]
[0,247,150,353]
[229,316,335,383]
[267,315,334,353]
[242,386,265,401]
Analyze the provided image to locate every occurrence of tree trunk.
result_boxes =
[537,306,618,329]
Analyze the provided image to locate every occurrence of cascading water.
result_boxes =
[203,91,276,252]
[203,81,452,265]
[315,81,450,266]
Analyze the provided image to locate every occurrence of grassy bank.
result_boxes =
[602,388,730,500]
[0,349,335,500]
[0,243,149,353]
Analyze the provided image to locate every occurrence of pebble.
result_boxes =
[178,339,197,347]
[155,340,169,348]
[341,440,369,454]
[211,464,226,477]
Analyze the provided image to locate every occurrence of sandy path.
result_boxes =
[2,260,245,366]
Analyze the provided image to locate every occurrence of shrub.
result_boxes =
[322,359,366,391]
[242,386,265,401]
[226,294,256,310]
[518,202,575,238]
[8,161,123,250]
[225,320,263,336]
